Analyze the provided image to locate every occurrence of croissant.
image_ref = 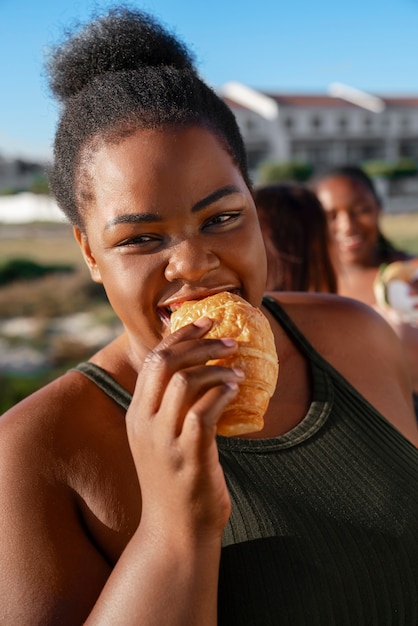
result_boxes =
[171,292,279,436]
[373,259,418,323]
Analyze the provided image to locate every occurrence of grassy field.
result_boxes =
[0,224,110,412]
[0,223,86,269]
[1,212,418,265]
[381,212,418,254]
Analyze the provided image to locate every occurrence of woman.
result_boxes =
[254,183,337,293]
[313,165,418,415]
[0,8,417,625]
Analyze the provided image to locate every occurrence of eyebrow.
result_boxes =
[105,212,160,230]
[191,185,241,212]
[104,184,241,230]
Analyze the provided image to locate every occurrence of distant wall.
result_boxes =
[0,193,66,224]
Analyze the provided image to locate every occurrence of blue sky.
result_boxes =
[1,0,418,160]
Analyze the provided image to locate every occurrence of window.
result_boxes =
[363,117,373,131]
[311,116,322,130]
[380,115,390,129]
[283,116,294,130]
[338,117,348,131]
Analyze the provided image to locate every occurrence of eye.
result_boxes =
[356,206,373,216]
[116,233,163,249]
[202,211,241,230]
[325,210,337,223]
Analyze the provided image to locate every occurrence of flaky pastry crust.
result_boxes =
[171,292,279,436]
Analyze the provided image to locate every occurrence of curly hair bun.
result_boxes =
[46,6,196,102]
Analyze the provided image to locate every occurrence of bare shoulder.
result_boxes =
[0,371,87,475]
[0,371,124,622]
[265,292,418,445]
[0,366,134,513]
[0,368,119,470]
[269,291,405,352]
[270,289,383,319]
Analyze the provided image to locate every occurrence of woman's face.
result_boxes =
[315,175,381,267]
[75,125,267,355]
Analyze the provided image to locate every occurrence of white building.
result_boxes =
[221,82,418,179]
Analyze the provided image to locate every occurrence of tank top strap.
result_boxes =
[262,295,330,371]
[71,361,132,411]
[263,294,382,406]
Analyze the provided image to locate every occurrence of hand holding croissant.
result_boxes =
[171,292,279,436]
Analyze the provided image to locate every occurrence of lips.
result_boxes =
[158,301,187,327]
[158,287,242,327]
[336,235,362,252]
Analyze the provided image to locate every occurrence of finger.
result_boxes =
[132,326,239,417]
[181,381,240,448]
[157,365,245,437]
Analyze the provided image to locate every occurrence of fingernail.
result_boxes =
[232,367,245,378]
[193,316,212,329]
[221,338,237,347]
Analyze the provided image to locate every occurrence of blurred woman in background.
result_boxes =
[312,165,418,416]
[254,183,337,293]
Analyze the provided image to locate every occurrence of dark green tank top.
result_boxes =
[73,296,418,625]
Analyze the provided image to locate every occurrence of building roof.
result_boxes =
[223,86,418,111]
[267,93,418,108]
[268,94,358,108]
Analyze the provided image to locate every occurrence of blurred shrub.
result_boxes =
[28,175,50,195]
[0,373,49,413]
[0,364,78,414]
[0,258,74,285]
[257,160,314,184]
[0,270,109,317]
[362,157,418,180]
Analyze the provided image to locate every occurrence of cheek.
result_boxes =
[359,218,379,241]
[245,217,266,254]
[325,219,338,237]
[241,225,268,291]
[95,260,148,315]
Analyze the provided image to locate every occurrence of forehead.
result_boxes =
[88,125,246,212]
[316,175,377,209]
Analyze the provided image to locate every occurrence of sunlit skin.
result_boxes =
[75,126,267,365]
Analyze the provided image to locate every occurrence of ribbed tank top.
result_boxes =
[73,296,418,625]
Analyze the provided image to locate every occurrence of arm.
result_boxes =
[0,411,112,624]
[86,518,223,625]
[0,319,241,624]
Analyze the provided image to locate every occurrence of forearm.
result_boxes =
[85,525,222,626]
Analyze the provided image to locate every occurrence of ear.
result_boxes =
[73,226,103,284]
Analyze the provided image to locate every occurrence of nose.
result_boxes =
[164,238,220,283]
[334,211,356,235]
